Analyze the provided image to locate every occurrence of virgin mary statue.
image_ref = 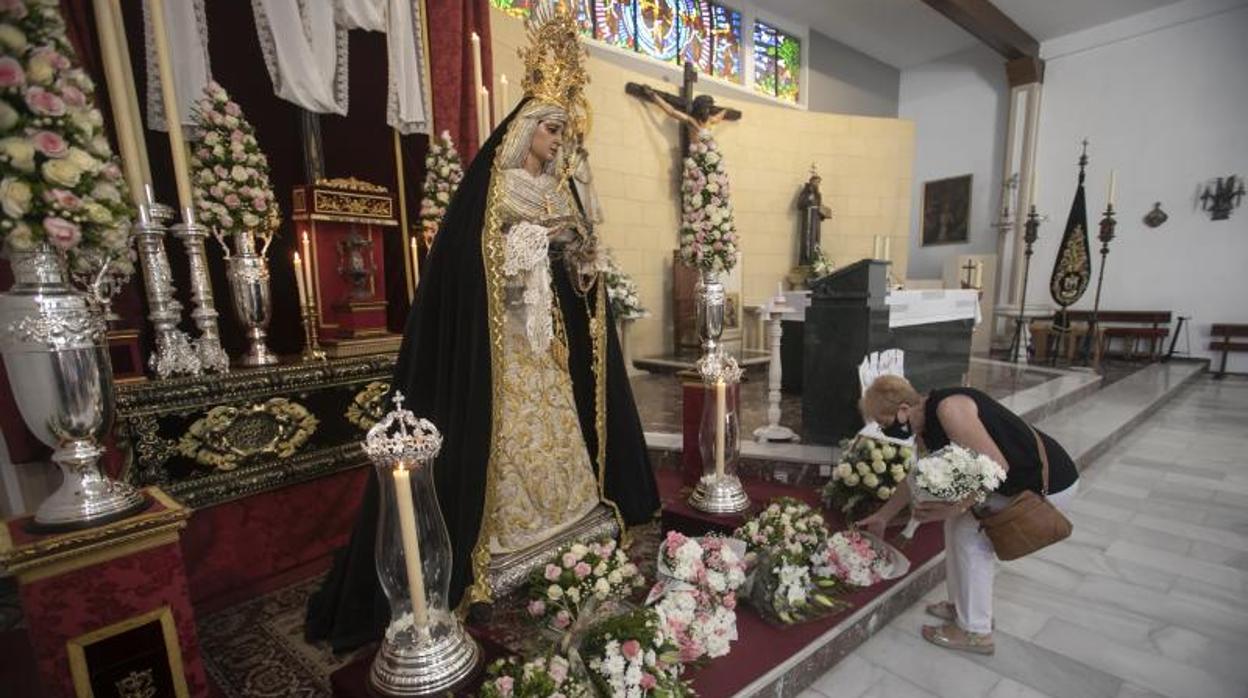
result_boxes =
[306,4,659,651]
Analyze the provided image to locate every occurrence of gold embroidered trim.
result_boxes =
[468,146,511,610]
[592,278,629,547]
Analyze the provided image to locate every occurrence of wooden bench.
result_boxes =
[1210,323,1248,378]
[1030,310,1172,363]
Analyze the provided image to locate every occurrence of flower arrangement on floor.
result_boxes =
[810,530,899,589]
[526,537,645,632]
[604,250,647,321]
[823,436,914,518]
[677,130,737,274]
[579,608,693,697]
[732,497,845,625]
[417,129,463,245]
[189,81,279,241]
[646,531,748,662]
[0,0,136,292]
[479,654,592,698]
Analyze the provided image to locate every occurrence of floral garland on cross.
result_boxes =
[189,81,279,252]
[0,0,136,297]
[678,130,737,274]
[417,129,463,247]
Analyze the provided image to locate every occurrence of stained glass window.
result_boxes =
[595,0,637,49]
[491,0,534,17]
[491,0,746,87]
[753,20,799,102]
[711,4,742,84]
[637,0,679,62]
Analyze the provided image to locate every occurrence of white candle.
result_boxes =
[499,74,509,117]
[482,86,492,131]
[776,281,784,299]
[409,236,421,290]
[871,236,880,260]
[293,252,308,307]
[973,260,983,289]
[301,231,315,305]
[92,0,142,205]
[1029,172,1039,210]
[714,379,726,479]
[392,465,430,627]
[883,237,892,262]
[1107,170,1117,208]
[471,32,484,144]
[147,0,194,216]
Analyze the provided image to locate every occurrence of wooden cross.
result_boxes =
[625,62,742,156]
[961,259,978,289]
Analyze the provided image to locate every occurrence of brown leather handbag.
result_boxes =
[975,426,1073,561]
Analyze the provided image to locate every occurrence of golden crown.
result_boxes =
[519,1,591,138]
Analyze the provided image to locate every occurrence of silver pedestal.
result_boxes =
[689,473,751,514]
[369,616,481,696]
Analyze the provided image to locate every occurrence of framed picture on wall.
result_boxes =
[921,174,972,246]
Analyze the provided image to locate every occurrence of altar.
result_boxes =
[781,261,980,444]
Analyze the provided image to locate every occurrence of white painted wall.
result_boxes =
[1029,1,1248,371]
[898,0,1248,371]
[898,45,1010,280]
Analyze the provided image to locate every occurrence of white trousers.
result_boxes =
[943,481,1079,634]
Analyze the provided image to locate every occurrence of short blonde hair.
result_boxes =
[860,374,921,423]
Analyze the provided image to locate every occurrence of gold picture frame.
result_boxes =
[67,605,189,698]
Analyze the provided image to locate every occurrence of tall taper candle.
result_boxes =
[146,0,194,215]
[300,231,315,304]
[293,252,308,306]
[471,32,484,146]
[108,0,152,189]
[481,86,492,131]
[91,0,143,205]
[409,236,421,290]
[1107,169,1117,207]
[883,237,892,262]
[714,379,726,479]
[499,74,509,117]
[392,465,430,627]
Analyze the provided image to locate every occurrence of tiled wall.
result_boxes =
[489,8,914,359]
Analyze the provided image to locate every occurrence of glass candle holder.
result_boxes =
[689,355,750,514]
[365,393,479,695]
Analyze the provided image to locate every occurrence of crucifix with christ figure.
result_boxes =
[625,62,742,157]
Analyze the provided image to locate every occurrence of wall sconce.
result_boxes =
[1200,175,1245,221]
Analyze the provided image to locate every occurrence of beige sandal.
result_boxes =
[922,623,995,655]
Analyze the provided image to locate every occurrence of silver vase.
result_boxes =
[0,246,146,529]
[225,232,278,367]
[696,269,725,357]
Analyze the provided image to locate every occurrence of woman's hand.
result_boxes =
[856,511,889,540]
[912,495,976,523]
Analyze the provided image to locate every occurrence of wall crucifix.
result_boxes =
[625,62,742,156]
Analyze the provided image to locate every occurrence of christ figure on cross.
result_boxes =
[626,62,741,155]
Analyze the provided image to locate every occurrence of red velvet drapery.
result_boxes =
[0,1,493,469]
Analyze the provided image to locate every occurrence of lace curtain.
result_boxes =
[143,0,212,131]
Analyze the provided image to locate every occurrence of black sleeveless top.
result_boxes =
[922,388,1078,497]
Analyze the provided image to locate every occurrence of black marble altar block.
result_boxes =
[799,261,972,445]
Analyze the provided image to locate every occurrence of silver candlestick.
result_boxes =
[133,195,201,378]
[172,208,228,373]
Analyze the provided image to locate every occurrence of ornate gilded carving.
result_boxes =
[177,398,319,470]
[116,669,158,698]
[346,380,391,431]
[315,176,390,194]
[311,189,396,224]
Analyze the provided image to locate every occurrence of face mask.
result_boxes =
[882,420,912,440]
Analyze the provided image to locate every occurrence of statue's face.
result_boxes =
[529,119,565,165]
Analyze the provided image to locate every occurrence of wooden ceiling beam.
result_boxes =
[920,0,1041,61]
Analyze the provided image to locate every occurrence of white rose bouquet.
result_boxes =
[579,608,692,697]
[823,435,914,517]
[189,81,279,236]
[526,537,645,633]
[417,129,463,245]
[911,443,1007,505]
[603,249,647,321]
[678,130,737,274]
[0,0,136,294]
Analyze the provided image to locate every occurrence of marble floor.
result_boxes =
[799,376,1248,698]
